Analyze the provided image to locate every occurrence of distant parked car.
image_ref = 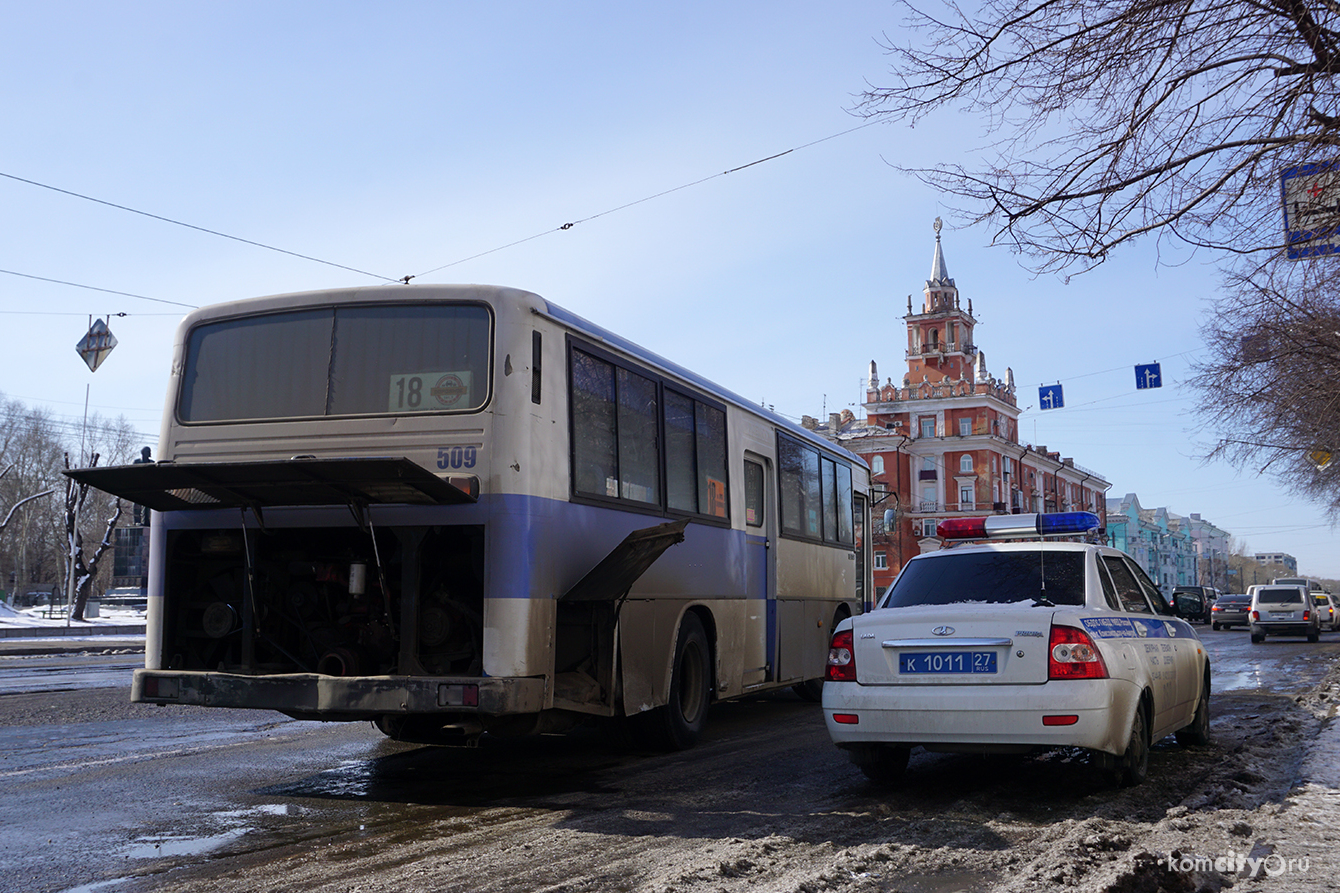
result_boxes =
[1311,592,1338,631]
[1249,584,1319,643]
[1210,594,1251,630]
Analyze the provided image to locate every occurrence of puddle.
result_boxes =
[124,801,302,860]
[869,870,997,892]
[1216,666,1266,692]
[58,880,131,893]
[128,827,247,858]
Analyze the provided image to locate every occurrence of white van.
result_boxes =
[1249,584,1319,643]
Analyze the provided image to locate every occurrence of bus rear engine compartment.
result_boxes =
[162,524,485,679]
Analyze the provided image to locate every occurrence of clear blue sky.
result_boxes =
[2,2,1335,578]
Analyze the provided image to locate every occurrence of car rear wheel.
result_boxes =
[1211,622,1220,631]
[1109,705,1149,787]
[847,743,911,786]
[1250,631,1264,643]
[1176,676,1210,746]
[1307,629,1320,643]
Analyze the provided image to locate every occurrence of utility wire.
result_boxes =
[409,120,888,280]
[0,268,197,309]
[4,120,887,293]
[0,310,179,317]
[0,171,401,284]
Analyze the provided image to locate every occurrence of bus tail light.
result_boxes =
[143,675,180,699]
[826,628,856,682]
[1048,625,1107,680]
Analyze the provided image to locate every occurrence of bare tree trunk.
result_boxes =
[73,501,122,620]
[63,452,122,622]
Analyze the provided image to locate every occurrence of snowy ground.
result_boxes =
[0,599,145,628]
[1,596,1335,892]
[126,661,1340,893]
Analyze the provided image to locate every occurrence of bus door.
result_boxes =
[853,492,869,612]
[742,454,774,688]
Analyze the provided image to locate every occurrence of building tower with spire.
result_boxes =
[812,220,1110,590]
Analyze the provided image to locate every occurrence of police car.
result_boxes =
[823,512,1210,787]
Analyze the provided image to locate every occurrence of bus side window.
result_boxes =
[531,331,542,405]
[744,460,764,527]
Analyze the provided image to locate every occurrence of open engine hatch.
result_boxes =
[63,456,478,511]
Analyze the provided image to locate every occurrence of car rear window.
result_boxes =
[1256,588,1304,604]
[884,550,1086,608]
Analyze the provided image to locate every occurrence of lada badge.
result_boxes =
[931,625,955,636]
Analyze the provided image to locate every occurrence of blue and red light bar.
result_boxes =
[938,511,1101,540]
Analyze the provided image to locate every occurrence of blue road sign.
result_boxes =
[1135,363,1162,389]
[1039,384,1064,410]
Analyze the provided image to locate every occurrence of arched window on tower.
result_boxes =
[960,454,974,473]
[928,328,939,349]
[871,455,885,475]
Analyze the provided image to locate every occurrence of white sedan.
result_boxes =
[823,512,1210,787]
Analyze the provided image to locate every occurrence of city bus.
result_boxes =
[68,284,869,749]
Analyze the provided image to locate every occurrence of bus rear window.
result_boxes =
[179,304,492,421]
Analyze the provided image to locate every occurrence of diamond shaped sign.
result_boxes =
[76,318,118,372]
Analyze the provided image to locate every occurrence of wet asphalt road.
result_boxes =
[0,626,1335,893]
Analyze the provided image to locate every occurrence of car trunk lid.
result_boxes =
[851,605,1054,686]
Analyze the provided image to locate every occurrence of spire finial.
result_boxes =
[933,216,943,238]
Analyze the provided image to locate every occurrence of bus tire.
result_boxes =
[792,679,824,702]
[634,612,711,751]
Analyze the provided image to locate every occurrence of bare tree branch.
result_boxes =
[862,0,1340,271]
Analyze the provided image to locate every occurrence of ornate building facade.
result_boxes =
[809,223,1110,594]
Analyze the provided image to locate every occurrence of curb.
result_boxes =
[0,625,147,639]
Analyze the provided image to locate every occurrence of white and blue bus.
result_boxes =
[70,284,868,748]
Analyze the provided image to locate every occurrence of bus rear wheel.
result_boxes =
[632,612,711,751]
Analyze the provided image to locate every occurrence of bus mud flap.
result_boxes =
[554,519,688,712]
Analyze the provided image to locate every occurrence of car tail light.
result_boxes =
[826,628,856,682]
[1251,610,1259,621]
[1303,610,1311,621]
[1048,625,1108,680]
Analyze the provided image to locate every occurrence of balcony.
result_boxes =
[918,469,938,481]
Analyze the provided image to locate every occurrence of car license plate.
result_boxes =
[899,651,997,674]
